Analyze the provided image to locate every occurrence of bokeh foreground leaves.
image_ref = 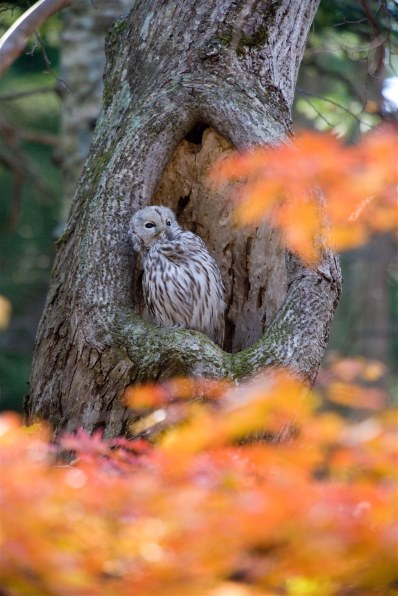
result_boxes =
[1,365,397,595]
[213,124,397,264]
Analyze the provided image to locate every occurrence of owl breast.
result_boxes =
[142,231,225,346]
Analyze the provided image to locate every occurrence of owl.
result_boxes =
[130,206,226,346]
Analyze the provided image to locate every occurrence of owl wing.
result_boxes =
[161,233,226,344]
[146,233,225,345]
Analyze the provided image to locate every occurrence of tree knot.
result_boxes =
[202,40,223,60]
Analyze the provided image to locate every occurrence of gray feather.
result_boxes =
[130,205,226,346]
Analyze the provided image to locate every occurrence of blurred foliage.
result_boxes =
[0,7,62,411]
[315,0,398,41]
[294,1,398,376]
[295,0,398,137]
[0,365,396,594]
[214,124,398,380]
[213,126,397,264]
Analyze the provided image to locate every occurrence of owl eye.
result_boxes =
[145,222,155,229]
[166,220,171,226]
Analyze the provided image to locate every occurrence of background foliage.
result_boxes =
[0,5,61,409]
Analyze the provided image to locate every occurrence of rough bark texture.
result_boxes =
[26,0,342,438]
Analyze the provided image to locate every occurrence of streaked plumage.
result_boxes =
[130,206,225,345]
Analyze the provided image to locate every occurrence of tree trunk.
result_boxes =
[26,0,341,438]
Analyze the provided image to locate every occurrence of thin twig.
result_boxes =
[304,59,367,110]
[18,129,59,146]
[26,30,40,56]
[297,93,336,129]
[360,0,385,75]
[296,87,374,129]
[35,29,52,70]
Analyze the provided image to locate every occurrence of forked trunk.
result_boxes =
[26,0,341,438]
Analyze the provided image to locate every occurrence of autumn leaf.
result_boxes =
[124,378,230,409]
[1,363,397,595]
[0,295,12,330]
[327,382,387,410]
[212,125,397,264]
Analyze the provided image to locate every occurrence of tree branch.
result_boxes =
[0,85,56,101]
[302,59,384,120]
[0,0,71,77]
[296,86,375,129]
[117,249,341,388]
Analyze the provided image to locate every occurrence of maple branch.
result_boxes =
[360,0,385,75]
[0,0,71,77]
[298,93,335,129]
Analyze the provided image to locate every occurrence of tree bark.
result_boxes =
[26,0,341,438]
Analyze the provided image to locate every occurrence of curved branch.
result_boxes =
[0,0,70,77]
[252,251,342,384]
[117,249,341,388]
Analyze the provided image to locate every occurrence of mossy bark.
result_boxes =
[26,0,341,439]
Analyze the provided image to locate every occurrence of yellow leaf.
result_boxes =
[0,295,12,330]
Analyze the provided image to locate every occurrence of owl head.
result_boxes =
[130,205,181,254]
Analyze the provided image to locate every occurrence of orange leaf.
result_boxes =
[210,126,398,260]
[276,198,320,265]
[124,383,167,408]
[327,382,387,410]
[236,178,283,224]
[327,223,367,251]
